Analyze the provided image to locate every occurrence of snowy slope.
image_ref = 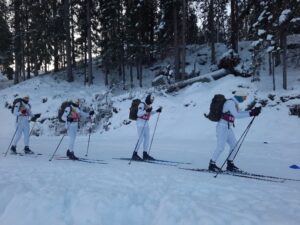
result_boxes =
[0,47,300,225]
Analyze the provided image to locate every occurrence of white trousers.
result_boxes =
[13,117,30,147]
[67,122,78,152]
[135,122,150,153]
[211,123,238,162]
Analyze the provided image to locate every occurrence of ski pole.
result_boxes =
[85,127,92,157]
[231,118,255,161]
[128,120,147,165]
[29,121,36,136]
[148,112,160,155]
[85,114,95,157]
[214,117,256,178]
[49,134,66,161]
[4,126,19,157]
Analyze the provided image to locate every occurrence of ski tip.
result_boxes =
[290,165,300,169]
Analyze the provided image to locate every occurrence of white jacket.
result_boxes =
[219,97,250,127]
[136,102,157,127]
[13,101,33,122]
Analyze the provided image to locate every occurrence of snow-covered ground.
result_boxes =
[0,45,300,225]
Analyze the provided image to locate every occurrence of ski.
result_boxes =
[4,152,43,158]
[54,156,105,162]
[113,157,178,167]
[180,168,285,183]
[54,157,107,164]
[149,158,191,165]
[233,170,300,182]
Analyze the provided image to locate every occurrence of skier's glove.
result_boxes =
[67,118,74,122]
[156,107,162,113]
[146,107,152,113]
[250,107,261,117]
[89,111,95,116]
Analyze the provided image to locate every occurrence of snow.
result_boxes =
[279,9,291,24]
[258,29,266,36]
[258,10,266,22]
[0,44,300,225]
[266,46,275,53]
[266,34,273,41]
[0,72,8,81]
[251,39,263,48]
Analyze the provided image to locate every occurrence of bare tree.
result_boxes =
[87,0,93,85]
[64,0,73,82]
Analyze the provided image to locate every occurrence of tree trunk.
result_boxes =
[105,68,109,86]
[230,0,238,52]
[53,0,59,72]
[139,58,143,88]
[208,0,216,64]
[281,32,287,90]
[84,40,87,85]
[71,4,76,67]
[130,63,133,88]
[122,58,126,90]
[87,0,93,85]
[14,0,22,84]
[181,0,187,76]
[167,69,230,92]
[173,2,180,81]
[64,0,73,82]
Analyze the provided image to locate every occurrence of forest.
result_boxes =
[0,0,299,89]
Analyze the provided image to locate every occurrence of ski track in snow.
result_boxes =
[0,141,299,225]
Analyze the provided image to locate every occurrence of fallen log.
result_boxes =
[166,69,230,93]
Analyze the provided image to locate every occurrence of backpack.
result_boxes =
[58,101,72,122]
[204,94,227,122]
[11,98,23,114]
[129,99,143,120]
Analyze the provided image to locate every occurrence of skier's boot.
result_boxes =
[226,160,240,172]
[66,149,79,160]
[143,151,155,160]
[24,146,34,154]
[10,145,17,154]
[131,151,143,161]
[208,160,221,172]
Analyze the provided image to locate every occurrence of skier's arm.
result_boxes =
[62,106,71,122]
[227,101,249,118]
[13,102,21,116]
[137,103,146,117]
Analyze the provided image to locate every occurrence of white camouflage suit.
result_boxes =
[13,100,33,147]
[135,103,158,153]
[62,104,89,152]
[211,97,250,162]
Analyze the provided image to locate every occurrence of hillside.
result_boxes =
[0,43,299,225]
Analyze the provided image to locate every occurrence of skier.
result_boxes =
[131,94,162,160]
[208,89,261,172]
[62,98,94,160]
[10,95,41,154]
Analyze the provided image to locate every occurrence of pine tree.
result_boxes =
[0,0,13,73]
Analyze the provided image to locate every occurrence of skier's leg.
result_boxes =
[227,129,237,161]
[135,125,145,153]
[68,123,77,151]
[13,122,22,146]
[211,125,228,162]
[143,125,150,151]
[23,120,30,147]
